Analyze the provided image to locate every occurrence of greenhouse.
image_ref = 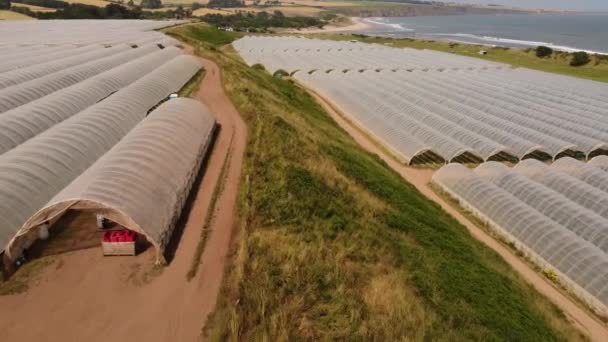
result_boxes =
[433,160,608,315]
[6,99,216,264]
[0,55,202,256]
[0,44,168,113]
[0,20,183,46]
[589,156,608,172]
[233,36,505,73]
[0,47,181,155]
[293,67,608,164]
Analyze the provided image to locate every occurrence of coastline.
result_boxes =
[306,15,608,55]
[293,17,371,34]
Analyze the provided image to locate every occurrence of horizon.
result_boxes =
[439,0,608,12]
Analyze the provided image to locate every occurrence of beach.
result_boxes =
[292,17,371,34]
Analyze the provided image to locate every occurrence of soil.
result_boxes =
[306,88,608,342]
[0,51,247,342]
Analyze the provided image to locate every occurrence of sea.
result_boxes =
[358,14,608,54]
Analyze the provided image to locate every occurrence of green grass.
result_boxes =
[305,33,608,83]
[165,23,587,341]
[179,69,206,98]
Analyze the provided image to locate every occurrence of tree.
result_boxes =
[535,45,553,58]
[0,0,11,10]
[140,0,161,9]
[191,1,202,9]
[127,0,134,6]
[570,51,590,67]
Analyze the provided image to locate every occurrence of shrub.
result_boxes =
[570,51,590,66]
[272,69,289,78]
[535,45,553,58]
[251,63,266,71]
[0,0,11,10]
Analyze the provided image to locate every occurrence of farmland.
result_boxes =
[165,23,590,341]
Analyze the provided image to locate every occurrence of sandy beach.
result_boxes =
[293,17,371,34]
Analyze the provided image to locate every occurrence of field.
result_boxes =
[165,23,587,341]
[63,0,111,7]
[11,2,57,12]
[308,33,608,83]
[0,10,35,19]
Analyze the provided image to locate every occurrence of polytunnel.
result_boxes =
[0,44,162,113]
[0,44,132,90]
[0,47,181,155]
[0,44,101,74]
[0,55,202,255]
[514,159,608,220]
[433,163,608,313]
[553,157,608,193]
[589,156,608,172]
[7,98,216,264]
[474,162,608,254]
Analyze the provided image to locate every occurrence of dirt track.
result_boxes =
[0,53,247,342]
[307,89,608,342]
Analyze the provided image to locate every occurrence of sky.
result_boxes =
[440,1,608,11]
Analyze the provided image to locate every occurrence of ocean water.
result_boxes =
[360,14,608,54]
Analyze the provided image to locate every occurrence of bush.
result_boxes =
[140,0,161,9]
[0,0,11,10]
[535,45,553,58]
[570,51,590,66]
[251,63,266,71]
[272,69,289,78]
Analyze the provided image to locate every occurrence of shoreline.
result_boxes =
[298,15,608,55]
[292,17,372,34]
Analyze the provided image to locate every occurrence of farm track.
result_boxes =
[0,51,247,342]
[305,87,608,342]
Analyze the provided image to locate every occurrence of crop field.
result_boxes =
[0,20,215,266]
[11,2,57,12]
[235,36,608,165]
[0,10,34,20]
[433,157,608,317]
[63,0,111,6]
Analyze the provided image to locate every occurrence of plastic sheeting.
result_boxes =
[589,156,608,172]
[233,36,505,73]
[0,55,202,255]
[0,44,132,90]
[0,20,184,45]
[9,98,216,264]
[433,161,608,312]
[0,47,181,155]
[292,66,608,164]
[0,44,161,113]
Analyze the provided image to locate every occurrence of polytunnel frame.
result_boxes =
[9,200,165,262]
[431,172,608,318]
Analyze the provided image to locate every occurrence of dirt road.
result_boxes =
[306,89,608,342]
[0,53,247,341]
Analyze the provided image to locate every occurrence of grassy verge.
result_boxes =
[187,133,234,281]
[305,33,608,83]
[165,23,586,341]
[179,69,206,98]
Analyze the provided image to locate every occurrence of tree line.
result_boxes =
[201,11,324,32]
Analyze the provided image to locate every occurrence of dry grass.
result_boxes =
[63,0,111,7]
[11,2,57,12]
[286,0,360,7]
[0,9,35,20]
[143,7,179,12]
[193,7,231,15]
[265,6,323,16]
